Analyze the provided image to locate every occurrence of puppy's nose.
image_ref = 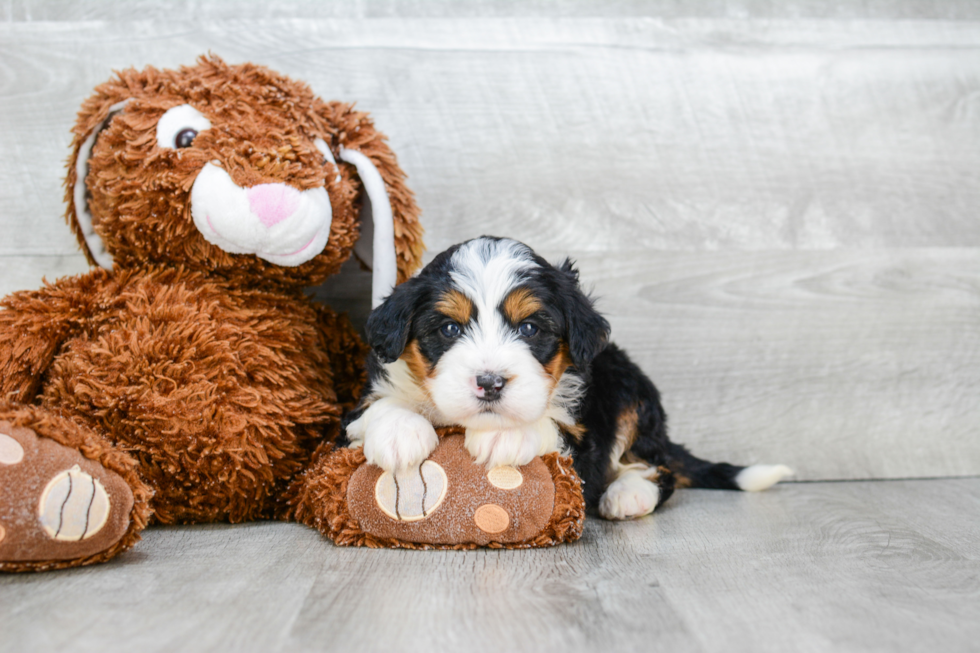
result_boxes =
[475,374,507,401]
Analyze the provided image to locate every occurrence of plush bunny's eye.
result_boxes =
[156,104,211,150]
[175,128,198,149]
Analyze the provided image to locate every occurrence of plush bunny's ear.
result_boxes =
[339,148,398,309]
[326,104,424,304]
[71,99,129,269]
[68,99,129,270]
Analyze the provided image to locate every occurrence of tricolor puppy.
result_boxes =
[342,237,792,519]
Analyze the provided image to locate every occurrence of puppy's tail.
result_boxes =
[665,442,793,491]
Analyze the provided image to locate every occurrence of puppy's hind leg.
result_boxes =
[598,464,675,521]
[596,404,677,520]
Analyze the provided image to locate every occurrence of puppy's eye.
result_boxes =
[518,322,539,338]
[440,322,462,338]
[175,128,198,148]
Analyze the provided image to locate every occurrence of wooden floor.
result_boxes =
[2,478,978,653]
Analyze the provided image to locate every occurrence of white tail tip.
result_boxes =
[735,464,794,492]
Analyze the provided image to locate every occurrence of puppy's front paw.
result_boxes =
[599,472,660,520]
[464,426,539,469]
[362,406,439,473]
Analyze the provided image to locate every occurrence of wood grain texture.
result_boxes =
[563,248,980,481]
[1,479,977,653]
[1,18,979,255]
[0,11,977,481]
[5,0,980,21]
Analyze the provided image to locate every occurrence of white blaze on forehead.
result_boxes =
[448,238,538,327]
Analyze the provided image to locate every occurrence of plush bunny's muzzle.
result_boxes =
[191,162,334,267]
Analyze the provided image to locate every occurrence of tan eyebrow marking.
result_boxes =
[435,289,473,324]
[502,287,542,324]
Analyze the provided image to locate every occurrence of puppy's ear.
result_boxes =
[558,259,610,370]
[365,277,425,363]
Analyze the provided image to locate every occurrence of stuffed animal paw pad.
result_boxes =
[38,465,111,541]
[374,461,448,522]
[0,432,25,465]
[0,423,134,564]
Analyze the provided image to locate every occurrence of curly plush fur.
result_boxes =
[0,56,422,571]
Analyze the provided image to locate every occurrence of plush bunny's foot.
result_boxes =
[0,411,149,572]
[298,430,586,549]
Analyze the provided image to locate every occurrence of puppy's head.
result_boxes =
[366,236,609,430]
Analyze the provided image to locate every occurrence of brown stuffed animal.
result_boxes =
[0,56,423,571]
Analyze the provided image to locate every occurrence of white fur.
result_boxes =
[428,240,544,427]
[735,464,794,491]
[190,163,333,267]
[599,415,664,520]
[346,397,439,473]
[599,471,660,520]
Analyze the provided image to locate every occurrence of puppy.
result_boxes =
[341,236,792,519]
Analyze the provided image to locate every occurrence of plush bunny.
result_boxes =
[0,56,423,571]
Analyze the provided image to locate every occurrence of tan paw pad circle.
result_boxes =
[487,465,523,490]
[0,432,24,465]
[38,465,111,541]
[473,504,510,534]
[375,460,448,522]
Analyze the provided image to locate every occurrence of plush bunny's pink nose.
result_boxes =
[246,184,301,227]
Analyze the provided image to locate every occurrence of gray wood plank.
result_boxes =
[5,0,980,21]
[1,479,977,653]
[560,248,980,481]
[628,479,980,653]
[1,18,979,255]
[0,254,89,298]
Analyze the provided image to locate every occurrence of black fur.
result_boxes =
[554,259,610,371]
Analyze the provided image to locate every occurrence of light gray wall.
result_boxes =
[0,2,977,480]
